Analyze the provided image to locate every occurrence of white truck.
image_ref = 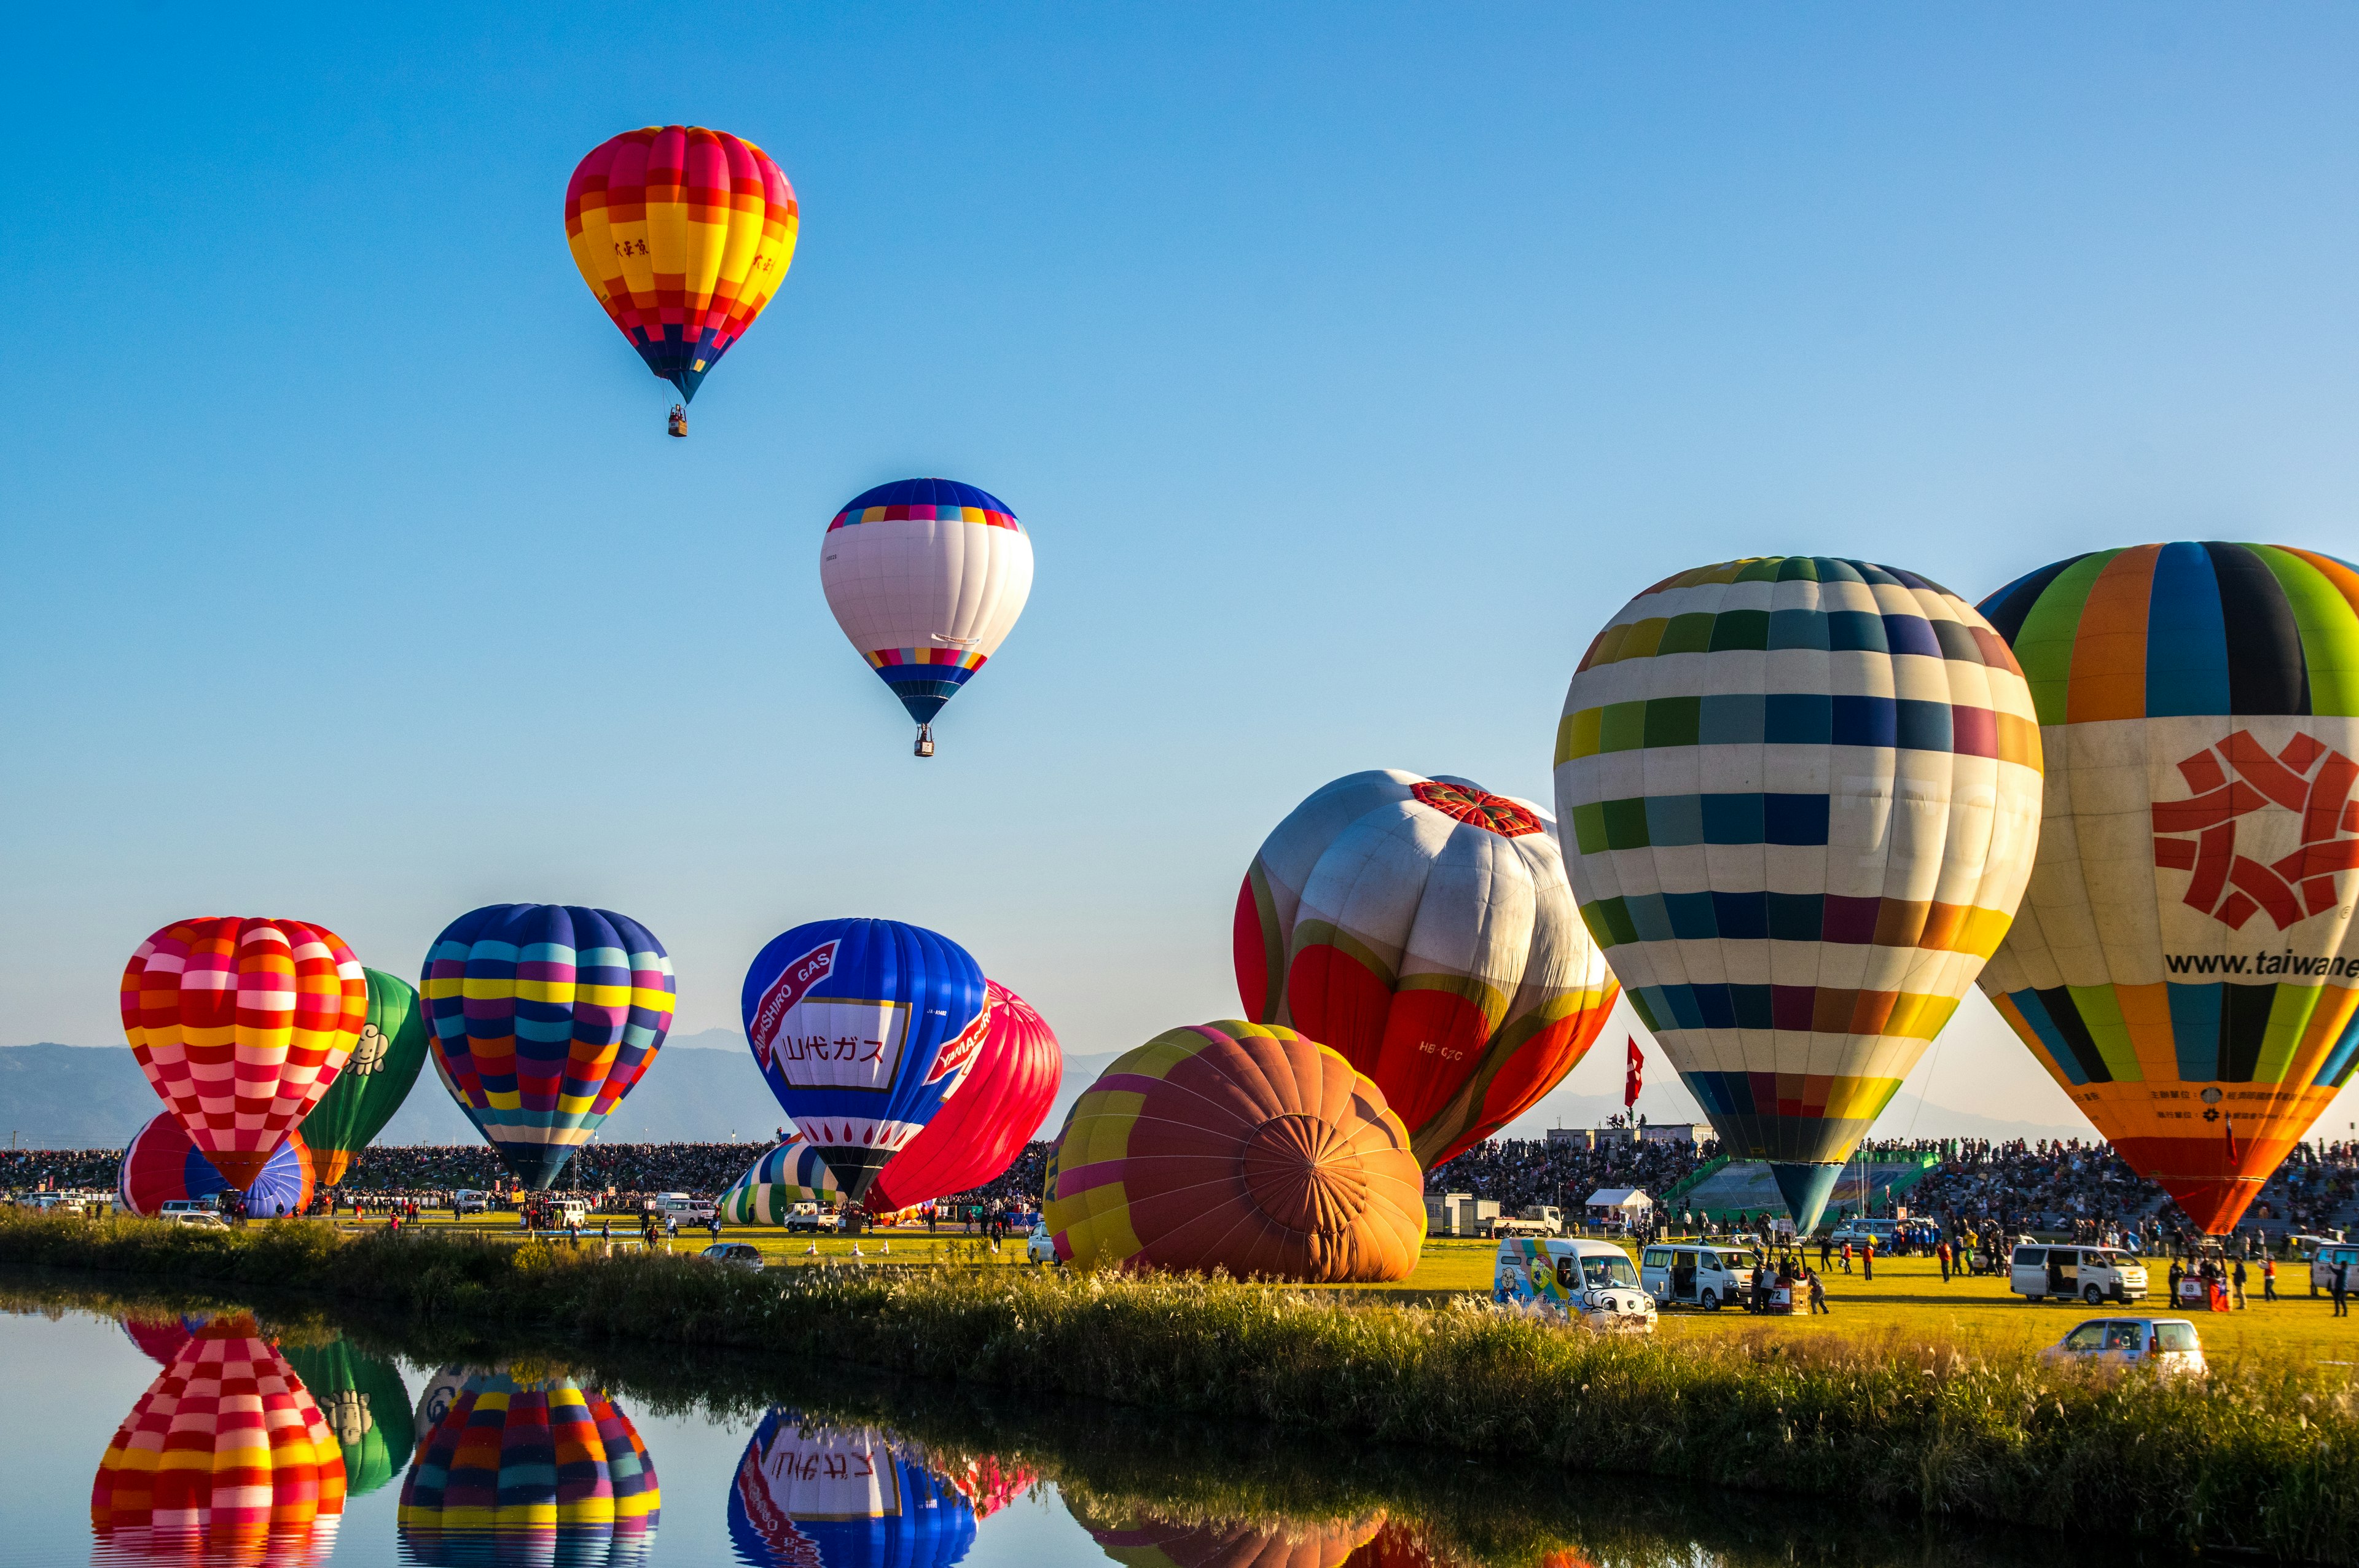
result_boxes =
[1486,1204,1565,1239]
[648,1192,716,1225]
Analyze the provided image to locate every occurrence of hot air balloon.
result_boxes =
[281,1340,415,1497]
[867,980,1062,1214]
[565,125,797,434]
[1044,1021,1427,1282]
[119,1112,316,1219]
[1074,1499,1383,1568]
[302,967,429,1188]
[929,1451,1036,1522]
[421,905,676,1191]
[92,1314,346,1562]
[728,1411,976,1568]
[399,1370,660,1566]
[1975,542,2359,1232]
[1552,556,2046,1232]
[1237,771,1619,1168]
[719,1135,841,1223]
[740,918,989,1203]
[120,917,366,1189]
[820,478,1035,756]
[120,1315,202,1367]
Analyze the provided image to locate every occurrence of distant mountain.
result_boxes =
[1,1044,160,1149]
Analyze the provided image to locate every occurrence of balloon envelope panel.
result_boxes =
[91,1314,346,1558]
[869,980,1063,1213]
[721,1136,841,1223]
[1552,557,2045,1231]
[398,1371,660,1566]
[1045,1021,1426,1283]
[1236,770,1618,1167]
[119,1111,315,1218]
[820,478,1035,727]
[1976,542,2359,1231]
[741,918,988,1203]
[565,125,797,404]
[303,967,431,1187]
[281,1340,415,1498]
[421,905,676,1191]
[119,916,366,1189]
[727,1411,976,1568]
[1072,1499,1381,1568]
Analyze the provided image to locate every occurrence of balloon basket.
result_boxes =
[914,724,935,758]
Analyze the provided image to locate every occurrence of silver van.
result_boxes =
[1639,1242,1760,1311]
[2309,1241,2359,1297]
[2010,1244,2148,1305]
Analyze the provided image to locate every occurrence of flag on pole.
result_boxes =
[1624,1036,1644,1110]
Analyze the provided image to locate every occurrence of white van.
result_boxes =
[158,1198,216,1217]
[1827,1217,1900,1249]
[2010,1244,2149,1306]
[451,1190,493,1215]
[1639,1241,1761,1311]
[1493,1237,1657,1332]
[650,1192,716,1223]
[2309,1240,2359,1297]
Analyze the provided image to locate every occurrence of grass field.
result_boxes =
[348,1211,2359,1362]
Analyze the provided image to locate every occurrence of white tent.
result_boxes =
[1584,1187,1653,1223]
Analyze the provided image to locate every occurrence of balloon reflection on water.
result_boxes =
[729,1411,1001,1568]
[280,1340,415,1497]
[90,1313,346,1564]
[397,1368,660,1566]
[1073,1496,1382,1568]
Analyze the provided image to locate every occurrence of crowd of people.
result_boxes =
[1426,1130,1716,1215]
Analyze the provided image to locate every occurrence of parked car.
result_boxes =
[162,1210,230,1229]
[2010,1244,2149,1305]
[1639,1242,1761,1311]
[2040,1317,2206,1376]
[1026,1223,1059,1265]
[158,1198,216,1217]
[698,1242,764,1271]
[1826,1217,1901,1249]
[450,1190,493,1215]
[2308,1239,2359,1298]
[648,1192,716,1224]
[1494,1237,1656,1332]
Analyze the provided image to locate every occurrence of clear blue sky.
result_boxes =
[6,6,2357,1142]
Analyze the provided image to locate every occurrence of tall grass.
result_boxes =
[4,1208,2353,1560]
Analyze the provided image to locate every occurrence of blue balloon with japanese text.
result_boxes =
[740,918,988,1205]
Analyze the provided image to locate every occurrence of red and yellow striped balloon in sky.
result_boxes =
[120,918,367,1190]
[565,125,797,407]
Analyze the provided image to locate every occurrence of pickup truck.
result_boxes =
[783,1203,834,1234]
[1487,1205,1565,1239]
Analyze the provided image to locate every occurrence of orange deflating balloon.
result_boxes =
[91,1314,346,1561]
[1044,1021,1426,1283]
[120,918,367,1189]
[1074,1499,1383,1568]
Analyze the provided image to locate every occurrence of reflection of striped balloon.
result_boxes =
[1046,1022,1426,1283]
[1554,557,2044,1230]
[1073,1498,1382,1568]
[565,125,797,405]
[1978,542,2359,1232]
[119,1112,315,1218]
[281,1340,415,1498]
[1236,770,1618,1167]
[120,917,366,1190]
[728,1411,974,1568]
[421,905,676,1191]
[720,1136,840,1223]
[398,1371,659,1565]
[92,1314,346,1561]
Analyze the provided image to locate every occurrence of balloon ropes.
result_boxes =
[420,904,675,1191]
[120,916,366,1190]
[302,967,429,1187]
[868,980,1062,1214]
[119,1112,315,1218]
[820,478,1034,756]
[740,918,988,1203]
[1236,770,1618,1167]
[565,125,797,434]
[1977,542,2359,1231]
[1554,556,2046,1232]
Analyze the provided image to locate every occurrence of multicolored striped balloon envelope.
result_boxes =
[1236,770,1619,1167]
[820,478,1035,752]
[719,1135,840,1225]
[91,1313,346,1562]
[421,905,676,1192]
[1554,556,2046,1231]
[565,125,797,410]
[728,1412,975,1568]
[398,1370,659,1566]
[1977,542,2359,1232]
[302,968,430,1188]
[1044,1021,1427,1283]
[120,916,367,1190]
[740,918,989,1204]
[119,1112,315,1219]
[868,980,1062,1214]
[280,1340,413,1499]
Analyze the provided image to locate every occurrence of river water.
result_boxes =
[0,1280,2147,1568]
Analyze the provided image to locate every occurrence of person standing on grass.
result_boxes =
[2263,1254,2277,1302]
[1936,1239,1950,1282]
[2232,1257,2248,1309]
[1820,1233,1832,1272]
[1861,1236,1874,1283]
[1809,1268,1828,1314]
[2335,1258,2352,1318]
[1841,1239,1852,1274]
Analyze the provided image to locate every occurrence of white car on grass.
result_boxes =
[1494,1237,1656,1332]
[1026,1223,1059,1265]
[2040,1317,2206,1376]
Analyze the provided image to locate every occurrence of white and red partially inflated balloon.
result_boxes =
[820,478,1033,756]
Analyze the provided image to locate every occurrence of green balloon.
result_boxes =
[303,967,429,1187]
[283,1339,415,1495]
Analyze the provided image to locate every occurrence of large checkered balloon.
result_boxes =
[1554,556,2045,1230]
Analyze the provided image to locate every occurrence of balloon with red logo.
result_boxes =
[120,917,367,1190]
[867,981,1061,1214]
[1235,771,1619,1167]
[740,918,988,1204]
[1978,542,2359,1231]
